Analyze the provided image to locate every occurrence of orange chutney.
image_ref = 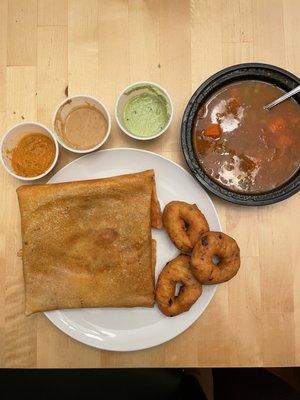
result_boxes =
[11,133,56,177]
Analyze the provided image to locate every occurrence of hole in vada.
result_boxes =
[175,282,183,296]
[201,235,208,246]
[212,254,221,266]
[183,220,189,231]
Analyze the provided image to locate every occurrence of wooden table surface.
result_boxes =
[0,0,299,368]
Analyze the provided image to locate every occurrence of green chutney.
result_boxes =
[123,85,170,138]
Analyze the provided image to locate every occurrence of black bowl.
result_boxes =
[181,63,300,206]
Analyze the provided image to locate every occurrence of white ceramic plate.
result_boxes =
[45,148,221,351]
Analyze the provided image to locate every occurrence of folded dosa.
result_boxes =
[17,170,158,315]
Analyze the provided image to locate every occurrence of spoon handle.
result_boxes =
[264,85,300,111]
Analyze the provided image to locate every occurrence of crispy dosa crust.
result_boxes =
[150,179,162,229]
[17,170,157,315]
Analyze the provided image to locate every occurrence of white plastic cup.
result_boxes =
[115,81,173,141]
[52,95,111,154]
[0,121,59,181]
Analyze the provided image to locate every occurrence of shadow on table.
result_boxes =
[0,367,299,400]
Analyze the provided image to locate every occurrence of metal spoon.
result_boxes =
[264,85,300,111]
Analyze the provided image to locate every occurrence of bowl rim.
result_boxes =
[181,62,300,206]
[115,80,174,141]
[52,94,112,154]
[0,121,59,181]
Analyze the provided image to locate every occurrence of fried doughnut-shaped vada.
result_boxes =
[155,254,202,317]
[191,232,240,284]
[162,201,209,253]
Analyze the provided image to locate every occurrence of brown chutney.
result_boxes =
[193,80,300,193]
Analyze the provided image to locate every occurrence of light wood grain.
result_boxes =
[0,1,8,112]
[7,0,37,66]
[0,0,299,368]
[38,0,68,26]
[68,0,99,96]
